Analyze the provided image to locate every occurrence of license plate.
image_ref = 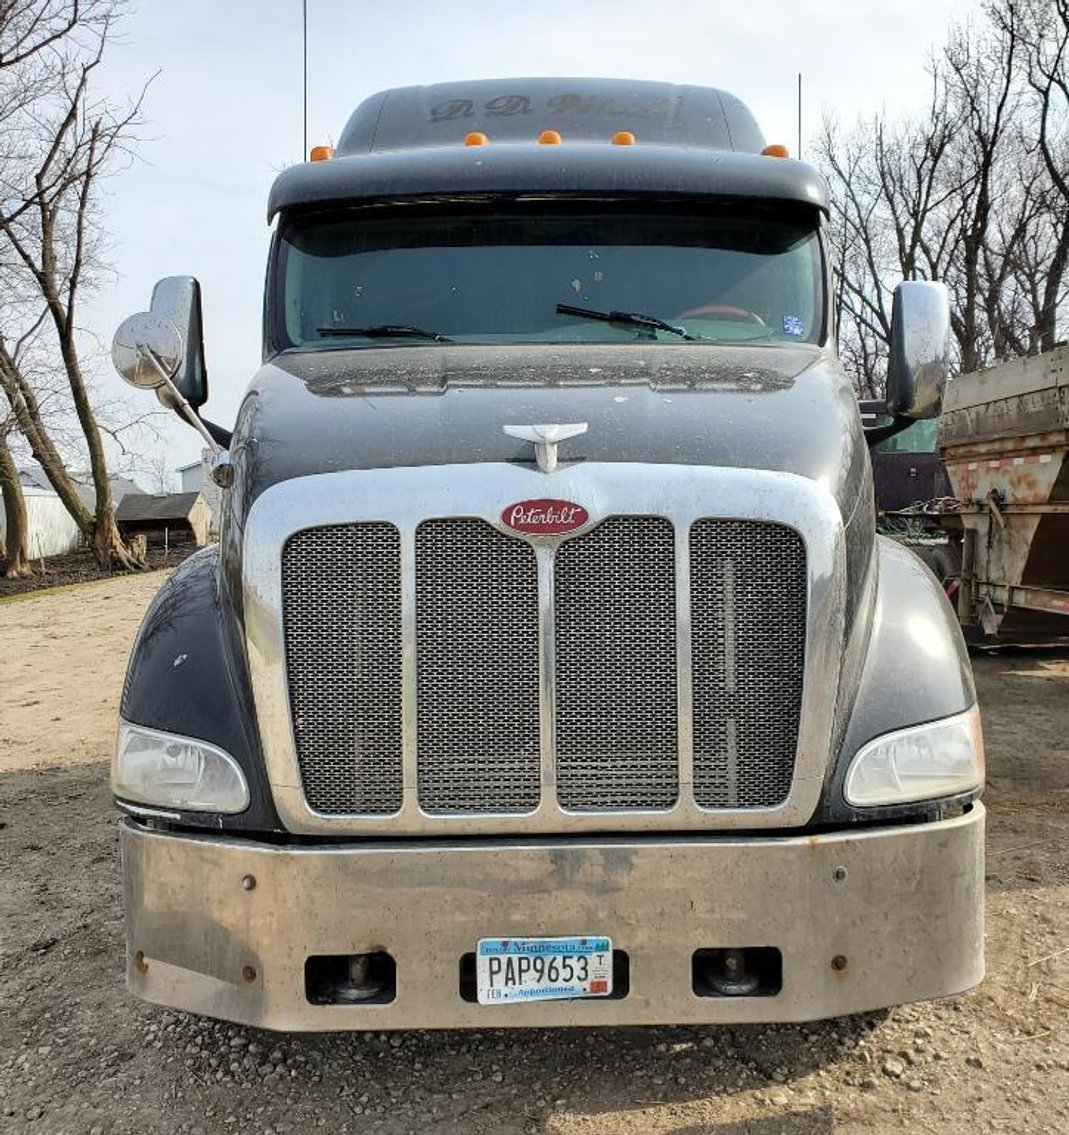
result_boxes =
[476,936,613,1004]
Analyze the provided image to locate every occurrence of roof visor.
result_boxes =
[267,146,829,221]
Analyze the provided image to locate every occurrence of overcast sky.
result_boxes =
[83,0,978,480]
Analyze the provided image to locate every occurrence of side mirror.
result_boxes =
[111,297,233,485]
[885,281,950,420]
[111,311,183,391]
[149,276,209,409]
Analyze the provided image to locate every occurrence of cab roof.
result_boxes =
[337,78,766,154]
[267,78,829,220]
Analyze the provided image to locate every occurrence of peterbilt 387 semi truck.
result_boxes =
[110,78,984,1030]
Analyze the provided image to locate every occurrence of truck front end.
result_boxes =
[113,79,984,1029]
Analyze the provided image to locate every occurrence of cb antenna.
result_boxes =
[302,0,308,160]
[797,73,802,160]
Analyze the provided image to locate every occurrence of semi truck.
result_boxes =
[109,78,984,1030]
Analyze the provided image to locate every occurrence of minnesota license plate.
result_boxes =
[476,936,613,1004]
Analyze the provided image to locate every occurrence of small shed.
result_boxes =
[116,492,212,548]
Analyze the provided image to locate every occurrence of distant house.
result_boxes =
[72,473,144,511]
[177,450,222,534]
[3,467,148,559]
[116,492,212,548]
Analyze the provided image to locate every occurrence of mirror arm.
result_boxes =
[140,343,222,455]
[139,344,235,488]
[864,414,916,447]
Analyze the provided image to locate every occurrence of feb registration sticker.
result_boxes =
[476,936,613,1004]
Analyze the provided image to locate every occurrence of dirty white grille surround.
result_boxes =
[244,462,846,836]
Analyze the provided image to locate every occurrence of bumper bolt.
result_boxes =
[833,866,848,882]
[134,950,148,974]
[242,965,257,983]
[241,874,256,891]
[831,954,848,972]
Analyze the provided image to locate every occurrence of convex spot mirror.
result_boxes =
[112,311,183,394]
[111,276,209,409]
[886,281,950,420]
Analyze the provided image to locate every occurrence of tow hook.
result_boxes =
[706,948,761,996]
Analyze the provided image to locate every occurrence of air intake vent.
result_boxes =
[282,523,403,815]
[416,519,540,814]
[690,521,806,808]
[555,516,679,810]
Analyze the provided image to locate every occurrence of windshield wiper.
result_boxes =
[556,303,696,341]
[316,324,454,343]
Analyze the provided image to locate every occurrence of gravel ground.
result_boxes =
[2,576,1068,1135]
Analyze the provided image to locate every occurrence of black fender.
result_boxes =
[120,547,283,832]
[816,537,978,825]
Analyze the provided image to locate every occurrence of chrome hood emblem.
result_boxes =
[502,422,588,474]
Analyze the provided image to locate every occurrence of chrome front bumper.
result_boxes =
[120,805,984,1030]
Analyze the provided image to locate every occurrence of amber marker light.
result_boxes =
[465,132,489,146]
[309,145,335,162]
[538,129,563,145]
[762,143,790,158]
[612,131,637,146]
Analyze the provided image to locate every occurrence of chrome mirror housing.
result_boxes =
[111,305,226,465]
[149,276,209,408]
[111,312,183,390]
[886,281,950,420]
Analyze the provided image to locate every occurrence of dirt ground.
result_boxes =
[1,576,1068,1135]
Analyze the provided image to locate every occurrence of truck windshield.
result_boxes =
[273,203,824,350]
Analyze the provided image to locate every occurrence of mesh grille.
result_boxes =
[279,514,808,822]
[555,517,678,810]
[282,524,403,815]
[416,520,540,814]
[690,521,806,808]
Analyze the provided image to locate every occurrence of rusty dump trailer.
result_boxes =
[940,345,1069,640]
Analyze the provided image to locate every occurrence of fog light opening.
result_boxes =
[692,947,782,998]
[305,952,396,1005]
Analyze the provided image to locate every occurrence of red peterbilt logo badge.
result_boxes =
[501,498,590,535]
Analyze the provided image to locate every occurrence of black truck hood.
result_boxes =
[231,342,868,513]
[221,343,873,627]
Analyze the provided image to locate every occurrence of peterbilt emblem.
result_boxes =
[502,422,588,473]
[501,498,590,535]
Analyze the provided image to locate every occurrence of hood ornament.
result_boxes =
[503,422,588,474]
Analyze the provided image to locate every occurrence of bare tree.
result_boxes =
[144,447,176,495]
[817,66,968,393]
[0,417,30,576]
[997,0,1069,351]
[0,0,147,568]
[816,5,1067,394]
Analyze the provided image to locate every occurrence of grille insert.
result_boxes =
[282,524,403,815]
[690,520,806,808]
[555,516,679,810]
[279,512,809,822]
[416,520,540,814]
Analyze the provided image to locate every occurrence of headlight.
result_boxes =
[115,721,250,814]
[844,705,984,807]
